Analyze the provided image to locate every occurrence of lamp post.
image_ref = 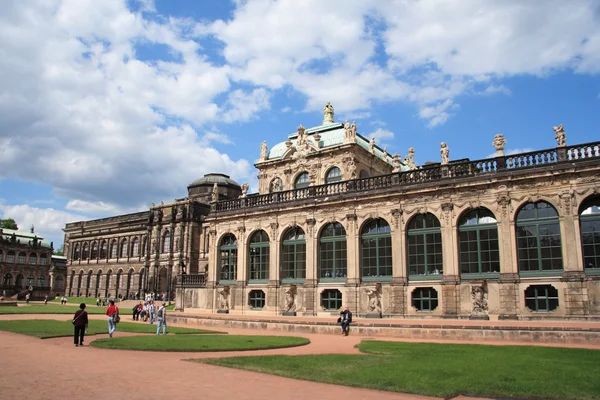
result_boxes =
[180,261,187,312]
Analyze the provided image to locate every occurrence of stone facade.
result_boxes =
[64,106,600,320]
[0,227,65,299]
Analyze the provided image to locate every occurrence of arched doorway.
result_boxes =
[158,267,168,294]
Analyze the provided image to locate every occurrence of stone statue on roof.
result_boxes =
[553,124,566,147]
[440,142,449,165]
[382,146,388,161]
[211,183,218,203]
[323,102,334,124]
[344,120,357,143]
[241,183,249,198]
[260,141,268,161]
[405,147,417,170]
[492,134,506,157]
[392,154,401,173]
[369,137,375,154]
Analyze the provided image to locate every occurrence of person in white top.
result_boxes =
[156,303,167,335]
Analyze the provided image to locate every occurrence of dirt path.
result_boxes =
[0,314,523,400]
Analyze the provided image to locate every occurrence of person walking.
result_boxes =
[106,299,119,338]
[339,306,352,336]
[156,302,167,335]
[72,303,89,347]
[148,302,156,325]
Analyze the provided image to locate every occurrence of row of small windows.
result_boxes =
[72,236,148,260]
[0,251,49,265]
[68,269,145,293]
[269,167,367,193]
[246,285,559,312]
[219,198,600,282]
[3,273,48,287]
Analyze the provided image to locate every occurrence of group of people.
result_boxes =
[130,301,169,335]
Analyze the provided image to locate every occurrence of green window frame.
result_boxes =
[295,172,310,189]
[18,252,26,264]
[29,253,37,265]
[458,209,500,276]
[219,234,238,282]
[3,273,12,286]
[6,251,15,263]
[524,285,559,312]
[361,218,392,279]
[325,167,342,184]
[407,213,443,277]
[411,287,439,311]
[249,230,270,281]
[321,289,343,310]
[37,276,45,288]
[248,290,265,309]
[26,275,34,286]
[281,227,306,281]
[516,201,563,273]
[319,222,347,280]
[579,196,600,272]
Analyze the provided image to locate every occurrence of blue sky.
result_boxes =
[0,0,599,247]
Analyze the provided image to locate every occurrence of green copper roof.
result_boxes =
[0,228,52,249]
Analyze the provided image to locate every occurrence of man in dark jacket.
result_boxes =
[72,303,89,347]
[339,306,352,336]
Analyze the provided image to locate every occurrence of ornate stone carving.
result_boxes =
[441,202,454,225]
[364,283,382,315]
[558,190,573,216]
[240,183,249,198]
[369,137,375,154]
[345,157,357,179]
[269,222,279,239]
[404,147,417,170]
[492,134,506,157]
[343,120,357,144]
[313,132,321,148]
[496,195,511,220]
[345,213,357,233]
[382,146,388,161]
[260,141,268,161]
[285,285,297,313]
[392,154,401,173]
[553,124,566,147]
[323,102,334,124]
[471,284,489,319]
[306,218,316,237]
[270,177,283,192]
[218,286,230,310]
[211,183,218,203]
[391,208,403,229]
[440,142,449,165]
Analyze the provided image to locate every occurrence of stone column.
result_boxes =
[440,203,460,318]
[496,195,519,319]
[390,208,407,316]
[267,222,280,313]
[344,214,359,313]
[303,218,317,315]
[237,226,247,284]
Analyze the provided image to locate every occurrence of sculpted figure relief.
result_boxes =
[364,283,382,314]
[392,154,401,173]
[285,285,297,313]
[323,102,334,124]
[369,137,375,154]
[211,183,218,203]
[241,183,249,198]
[492,134,506,157]
[405,147,417,170]
[553,124,566,147]
[346,158,357,179]
[471,284,488,316]
[440,142,449,164]
[218,286,231,310]
[260,141,268,160]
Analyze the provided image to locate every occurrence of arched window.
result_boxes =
[407,213,443,277]
[516,201,563,273]
[281,227,306,280]
[361,218,392,279]
[86,271,92,292]
[270,177,283,193]
[219,234,238,282]
[90,242,98,259]
[294,172,310,189]
[116,271,122,291]
[27,274,34,287]
[127,269,135,293]
[580,196,600,271]
[110,240,118,258]
[360,170,369,179]
[37,275,45,288]
[18,252,26,264]
[325,167,342,184]
[82,243,89,259]
[105,270,112,296]
[131,238,139,257]
[3,273,13,286]
[100,240,108,259]
[96,271,103,294]
[141,236,147,256]
[73,244,80,260]
[29,253,38,265]
[162,231,171,253]
[120,239,128,258]
[458,209,500,276]
[248,230,269,281]
[319,223,347,280]
[6,251,15,263]
[39,253,48,265]
[15,274,24,288]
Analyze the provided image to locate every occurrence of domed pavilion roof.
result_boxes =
[188,173,241,188]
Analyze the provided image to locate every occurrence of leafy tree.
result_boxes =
[54,245,65,256]
[0,218,18,230]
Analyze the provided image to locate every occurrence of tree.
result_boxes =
[54,245,65,256]
[0,218,18,230]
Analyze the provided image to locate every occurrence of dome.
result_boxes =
[188,173,241,188]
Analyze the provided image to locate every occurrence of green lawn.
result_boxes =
[91,335,310,352]
[198,340,600,400]
[0,304,133,315]
[0,319,218,338]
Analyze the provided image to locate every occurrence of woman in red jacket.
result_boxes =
[106,300,119,337]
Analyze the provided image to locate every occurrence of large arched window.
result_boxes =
[96,271,102,295]
[82,243,89,259]
[73,244,80,260]
[90,242,98,259]
[131,238,139,257]
[29,253,38,265]
[100,240,108,259]
[39,253,48,265]
[319,223,347,280]
[407,213,443,277]
[294,172,310,189]
[281,227,306,281]
[141,236,147,256]
[270,177,283,193]
[18,252,26,264]
[110,240,118,258]
[516,201,563,273]
[325,167,342,184]
[6,251,15,263]
[162,231,171,253]
[3,273,13,286]
[219,234,238,282]
[120,239,128,258]
[248,230,269,281]
[458,208,500,276]
[579,196,600,272]
[361,218,392,279]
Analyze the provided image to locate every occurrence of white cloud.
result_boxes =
[65,200,141,215]
[202,132,233,145]
[418,99,459,128]
[0,203,87,246]
[221,88,271,123]
[482,85,512,96]
[366,128,395,141]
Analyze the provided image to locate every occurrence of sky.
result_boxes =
[0,0,599,248]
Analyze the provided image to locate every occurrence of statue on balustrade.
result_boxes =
[440,142,449,164]
[492,134,506,157]
[405,147,417,170]
[241,183,249,198]
[211,183,218,203]
[323,101,334,124]
[553,124,566,147]
[369,137,375,154]
[260,141,268,161]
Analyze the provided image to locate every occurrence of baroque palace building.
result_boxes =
[64,104,600,320]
